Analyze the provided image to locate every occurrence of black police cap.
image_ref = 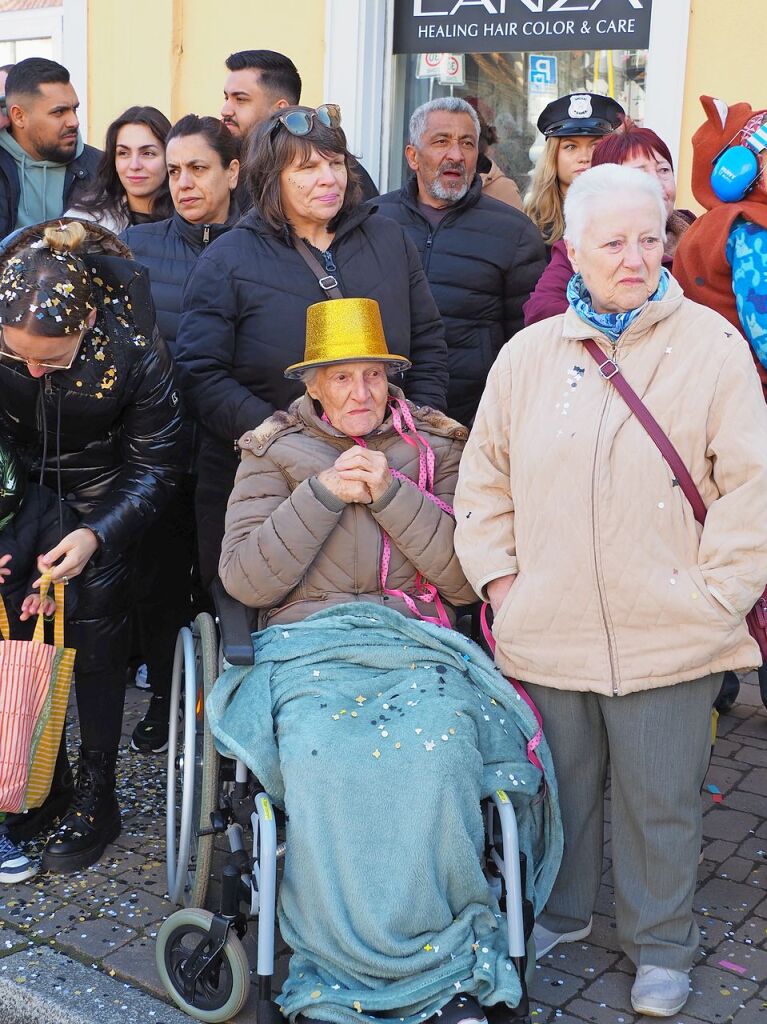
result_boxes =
[537,93,625,138]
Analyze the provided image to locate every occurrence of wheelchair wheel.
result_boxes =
[166,612,221,907]
[525,932,536,988]
[156,908,250,1022]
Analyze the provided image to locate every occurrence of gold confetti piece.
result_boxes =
[351,711,358,718]
[339,709,347,715]
[449,728,456,735]
[354,1002,362,1013]
[395,742,401,749]
[108,969,116,977]
[355,695,366,704]
[372,749,381,758]
[311,990,321,999]
[424,944,432,951]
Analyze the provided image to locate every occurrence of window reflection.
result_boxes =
[390,48,648,194]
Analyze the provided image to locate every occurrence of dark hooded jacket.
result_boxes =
[0,481,79,617]
[121,208,238,350]
[372,175,546,425]
[174,203,449,585]
[0,222,185,631]
[0,137,101,239]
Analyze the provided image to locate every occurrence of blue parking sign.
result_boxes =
[529,55,557,94]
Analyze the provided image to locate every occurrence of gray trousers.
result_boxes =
[526,673,722,970]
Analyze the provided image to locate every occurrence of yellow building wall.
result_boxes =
[87,0,326,147]
[677,0,767,211]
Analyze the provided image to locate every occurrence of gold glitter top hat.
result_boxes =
[284,298,411,379]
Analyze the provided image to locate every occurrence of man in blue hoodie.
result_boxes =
[0,57,100,238]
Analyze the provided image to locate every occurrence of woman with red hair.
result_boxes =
[523,123,694,326]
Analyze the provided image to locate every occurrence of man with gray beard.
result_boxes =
[373,97,545,424]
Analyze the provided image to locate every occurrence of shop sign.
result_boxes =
[393,0,653,55]
[416,52,467,83]
[416,52,446,77]
[528,53,557,92]
[439,52,466,85]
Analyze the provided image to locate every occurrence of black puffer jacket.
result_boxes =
[0,139,101,240]
[175,203,449,584]
[121,209,238,349]
[0,223,185,621]
[373,176,546,425]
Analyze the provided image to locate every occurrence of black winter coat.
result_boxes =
[175,203,449,584]
[373,176,546,425]
[121,209,237,350]
[0,482,79,617]
[0,226,185,630]
[0,140,101,240]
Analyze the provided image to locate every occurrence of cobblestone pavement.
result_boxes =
[0,676,765,1023]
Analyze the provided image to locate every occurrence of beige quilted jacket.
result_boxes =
[220,388,476,626]
[455,277,767,695]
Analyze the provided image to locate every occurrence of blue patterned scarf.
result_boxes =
[567,268,670,343]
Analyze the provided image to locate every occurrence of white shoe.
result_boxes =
[0,830,37,883]
[631,965,690,1017]
[533,916,592,959]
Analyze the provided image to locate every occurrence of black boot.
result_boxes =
[5,736,74,843]
[714,670,740,715]
[41,747,121,874]
[759,663,767,710]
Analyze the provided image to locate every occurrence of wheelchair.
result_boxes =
[156,584,538,1023]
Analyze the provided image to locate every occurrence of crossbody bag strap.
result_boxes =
[582,338,708,526]
[293,236,345,300]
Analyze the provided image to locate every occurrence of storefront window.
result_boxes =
[388,46,647,194]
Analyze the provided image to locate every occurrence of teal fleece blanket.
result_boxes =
[207,604,562,1024]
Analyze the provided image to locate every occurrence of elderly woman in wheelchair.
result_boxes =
[159,299,562,1024]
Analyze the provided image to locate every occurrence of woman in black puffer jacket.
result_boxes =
[0,219,184,873]
[174,106,449,588]
[120,115,240,755]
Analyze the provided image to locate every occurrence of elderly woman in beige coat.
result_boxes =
[454,164,767,1018]
[219,298,474,623]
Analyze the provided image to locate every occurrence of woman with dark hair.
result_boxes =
[174,103,448,590]
[65,105,173,233]
[0,219,183,872]
[122,114,239,347]
[523,123,695,326]
[119,114,240,754]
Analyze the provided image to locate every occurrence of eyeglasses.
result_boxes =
[271,104,342,139]
[0,326,87,371]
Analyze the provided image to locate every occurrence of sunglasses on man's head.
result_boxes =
[0,325,87,371]
[271,104,342,139]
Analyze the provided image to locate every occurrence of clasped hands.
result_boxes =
[317,446,392,505]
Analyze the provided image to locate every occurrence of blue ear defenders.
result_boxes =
[711,121,767,202]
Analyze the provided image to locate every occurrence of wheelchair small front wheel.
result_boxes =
[156,908,250,1022]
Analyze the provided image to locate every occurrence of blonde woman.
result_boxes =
[524,92,623,252]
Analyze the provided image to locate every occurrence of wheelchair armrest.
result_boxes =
[211,577,256,667]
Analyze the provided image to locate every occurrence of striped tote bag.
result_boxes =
[0,574,75,813]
